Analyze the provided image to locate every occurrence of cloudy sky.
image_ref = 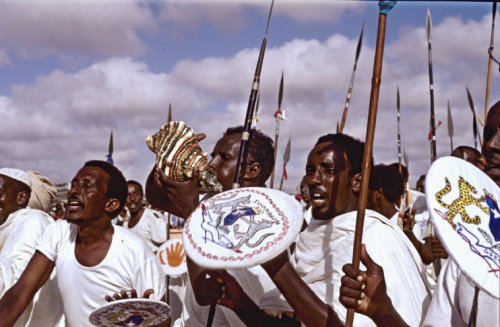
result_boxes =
[0,0,498,195]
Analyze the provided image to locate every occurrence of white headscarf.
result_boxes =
[27,171,57,212]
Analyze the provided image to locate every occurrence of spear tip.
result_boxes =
[396,87,400,113]
[426,8,432,42]
[355,21,365,63]
[278,70,284,110]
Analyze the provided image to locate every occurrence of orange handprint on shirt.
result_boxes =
[166,242,186,267]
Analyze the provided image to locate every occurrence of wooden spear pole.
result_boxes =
[346,1,394,325]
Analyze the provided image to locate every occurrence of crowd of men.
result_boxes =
[0,101,498,326]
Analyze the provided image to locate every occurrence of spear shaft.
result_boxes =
[397,87,402,174]
[485,1,497,120]
[270,71,284,189]
[339,22,365,133]
[427,9,437,163]
[251,91,260,129]
[231,0,274,190]
[346,2,394,325]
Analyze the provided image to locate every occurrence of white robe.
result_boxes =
[260,210,431,327]
[422,259,499,327]
[0,208,64,327]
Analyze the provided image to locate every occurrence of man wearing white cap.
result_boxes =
[0,168,63,326]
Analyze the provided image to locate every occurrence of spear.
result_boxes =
[270,71,285,189]
[207,2,275,326]
[485,1,497,119]
[426,8,438,163]
[346,2,396,326]
[168,103,172,123]
[279,136,291,191]
[447,100,454,153]
[231,0,274,190]
[339,22,365,133]
[251,91,260,129]
[466,86,482,149]
[397,87,402,174]
[105,130,114,165]
[336,121,340,133]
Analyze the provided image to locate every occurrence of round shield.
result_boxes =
[89,298,171,326]
[157,239,187,277]
[183,187,304,269]
[426,157,500,298]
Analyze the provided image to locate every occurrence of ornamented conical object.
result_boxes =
[146,121,223,193]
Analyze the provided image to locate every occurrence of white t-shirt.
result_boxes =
[0,208,63,327]
[36,220,166,327]
[422,259,500,327]
[124,207,168,252]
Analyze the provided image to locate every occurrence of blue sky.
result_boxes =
[0,0,498,195]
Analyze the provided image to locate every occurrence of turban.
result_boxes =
[27,171,57,212]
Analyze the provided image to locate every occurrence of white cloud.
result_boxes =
[0,8,498,196]
[0,0,155,58]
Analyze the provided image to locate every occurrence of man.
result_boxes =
[416,175,426,193]
[0,168,63,327]
[367,164,404,225]
[147,126,277,327]
[451,145,486,171]
[0,161,166,326]
[123,180,167,252]
[340,100,500,327]
[255,134,430,327]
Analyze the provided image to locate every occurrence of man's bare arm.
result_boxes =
[262,252,344,327]
[0,251,54,327]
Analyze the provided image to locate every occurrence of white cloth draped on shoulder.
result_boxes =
[260,209,431,327]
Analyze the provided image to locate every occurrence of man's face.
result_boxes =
[482,105,500,186]
[209,133,241,191]
[304,142,355,220]
[0,175,21,223]
[126,183,143,215]
[66,166,110,223]
[416,178,425,194]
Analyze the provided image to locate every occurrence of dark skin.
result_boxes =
[0,175,30,225]
[402,206,448,265]
[367,189,398,220]
[340,101,500,326]
[256,142,360,327]
[125,183,145,229]
[149,131,271,325]
[0,166,166,327]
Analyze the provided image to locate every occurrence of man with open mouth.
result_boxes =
[0,160,167,327]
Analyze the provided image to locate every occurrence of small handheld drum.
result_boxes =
[157,239,188,277]
[183,187,303,269]
[426,157,500,298]
[89,298,171,326]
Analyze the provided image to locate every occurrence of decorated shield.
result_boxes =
[426,157,500,298]
[183,187,303,269]
[89,298,171,326]
[157,239,187,277]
